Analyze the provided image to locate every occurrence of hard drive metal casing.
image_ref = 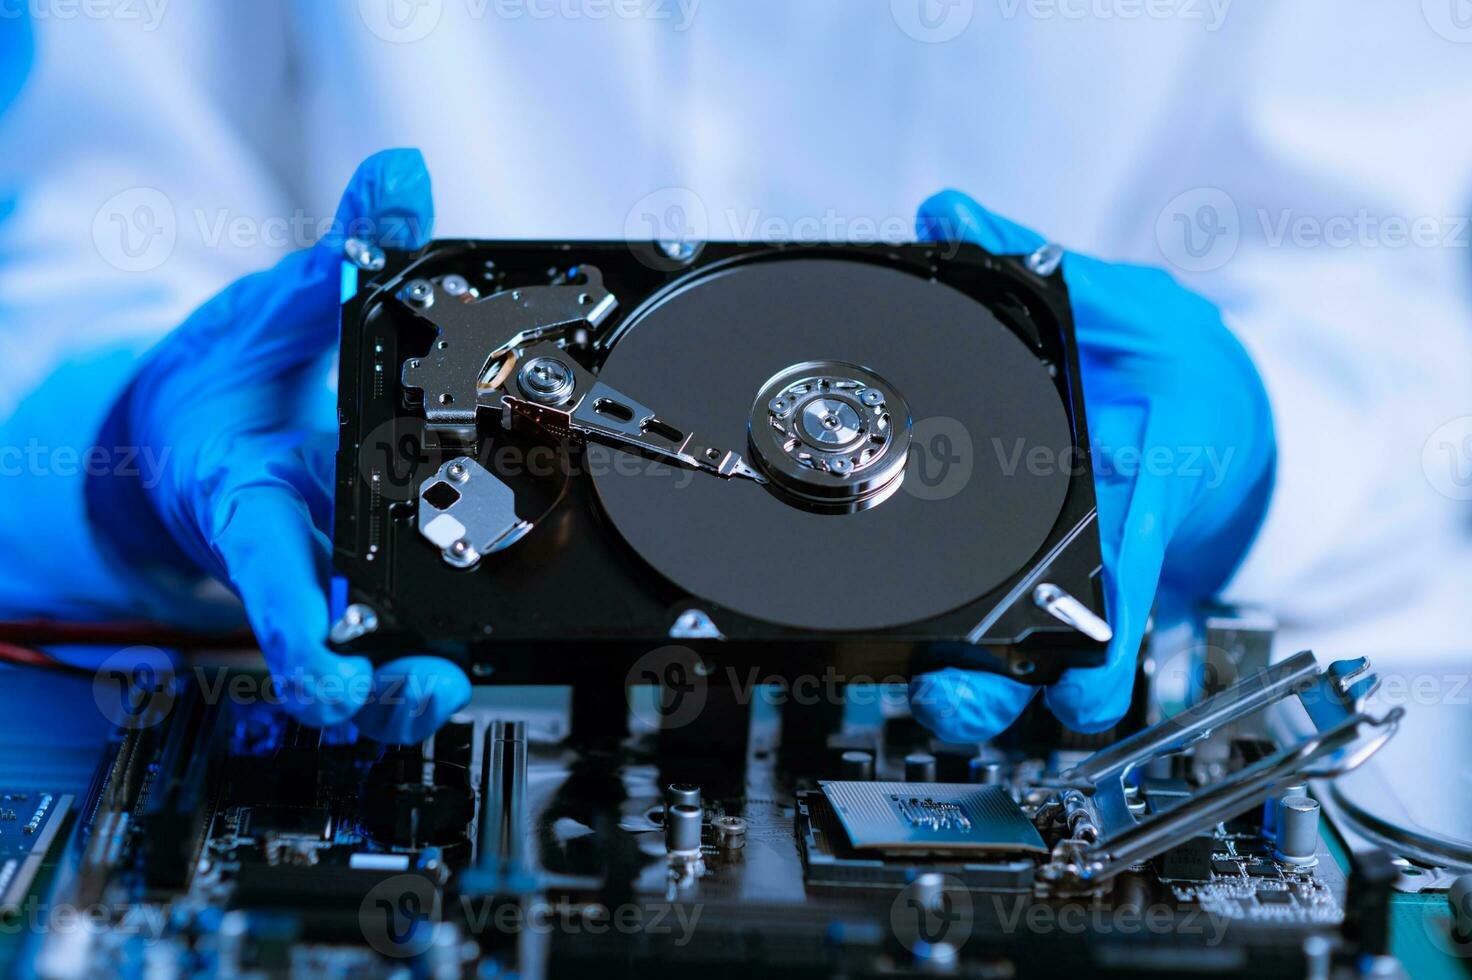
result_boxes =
[331,241,1108,685]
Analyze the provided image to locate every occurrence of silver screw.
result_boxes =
[830,457,852,475]
[405,279,434,309]
[658,239,698,263]
[518,356,576,404]
[447,462,469,483]
[860,389,884,407]
[329,603,379,644]
[441,274,470,297]
[450,540,470,556]
[344,237,386,272]
[1026,242,1065,277]
[768,397,791,418]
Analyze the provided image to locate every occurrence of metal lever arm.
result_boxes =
[399,268,617,428]
[1038,651,1402,893]
[502,342,765,483]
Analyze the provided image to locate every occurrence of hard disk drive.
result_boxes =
[331,240,1109,683]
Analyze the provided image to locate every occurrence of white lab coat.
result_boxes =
[0,0,1469,660]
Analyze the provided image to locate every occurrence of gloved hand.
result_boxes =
[87,149,469,743]
[909,192,1276,741]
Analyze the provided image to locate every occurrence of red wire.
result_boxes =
[0,641,57,665]
[0,640,97,675]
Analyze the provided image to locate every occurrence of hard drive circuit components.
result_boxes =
[333,241,1110,685]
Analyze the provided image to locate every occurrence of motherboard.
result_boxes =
[10,646,1420,979]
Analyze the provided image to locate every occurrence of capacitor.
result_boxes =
[666,783,701,810]
[665,803,703,854]
[1262,781,1307,837]
[840,750,874,781]
[904,752,937,783]
[432,714,475,786]
[970,757,1002,785]
[1273,795,1320,865]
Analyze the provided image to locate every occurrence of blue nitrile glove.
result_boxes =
[0,6,32,119]
[909,191,1276,741]
[87,149,469,743]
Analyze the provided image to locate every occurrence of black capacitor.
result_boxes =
[363,780,474,855]
[904,752,937,782]
[840,751,875,781]
[970,756,1002,785]
[433,714,475,786]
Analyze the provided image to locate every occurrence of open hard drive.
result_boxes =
[331,240,1109,683]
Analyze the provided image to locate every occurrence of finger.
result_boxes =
[210,479,374,728]
[916,190,1048,255]
[294,147,437,346]
[320,147,436,255]
[349,656,472,745]
[177,148,436,350]
[1066,255,1223,356]
[0,5,32,116]
[909,667,1038,743]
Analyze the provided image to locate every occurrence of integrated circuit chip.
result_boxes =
[1158,837,1216,882]
[239,805,333,841]
[818,782,1046,854]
